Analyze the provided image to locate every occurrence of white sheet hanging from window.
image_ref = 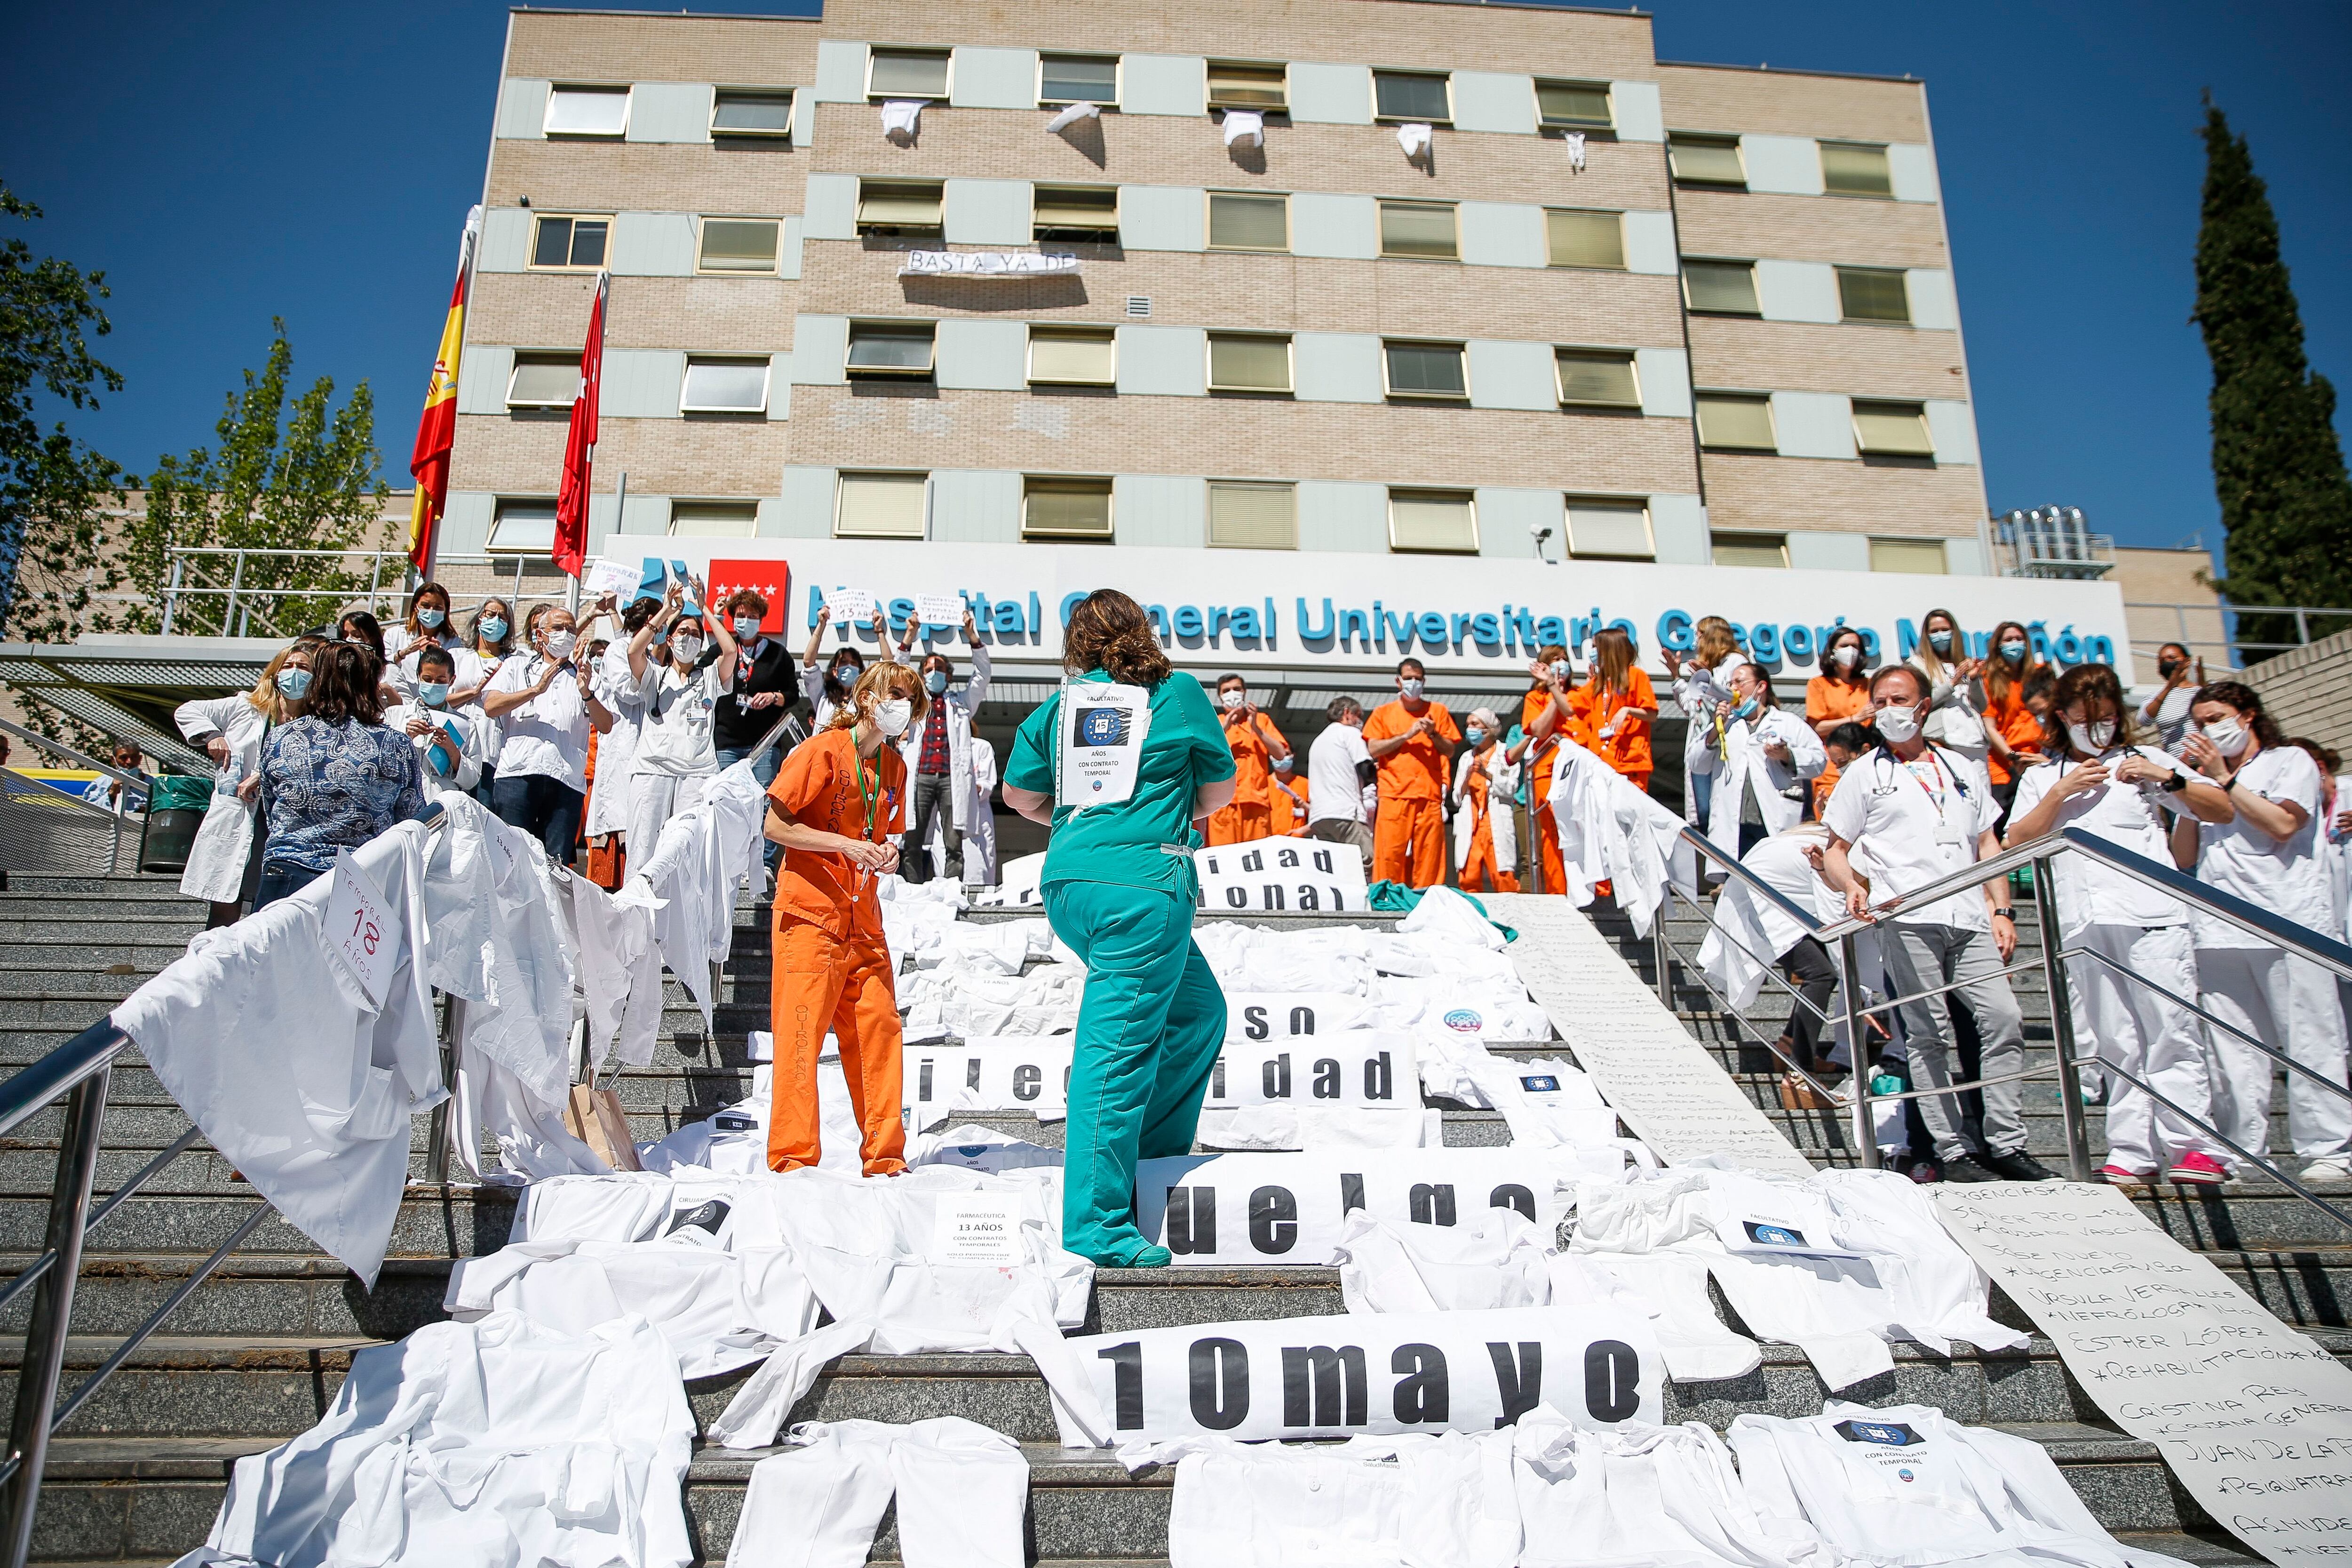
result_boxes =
[1397,121,1434,159]
[1221,110,1264,149]
[881,99,922,140]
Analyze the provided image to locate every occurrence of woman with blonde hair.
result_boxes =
[173,634,325,926]
[762,658,928,1175]
[1573,625,1660,793]
[1002,589,1236,1265]
[1665,615,1740,828]
[1907,607,1988,764]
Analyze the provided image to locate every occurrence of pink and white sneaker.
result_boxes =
[2097,1164,2153,1186]
[2162,1152,2229,1185]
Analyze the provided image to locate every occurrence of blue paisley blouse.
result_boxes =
[259,717,427,871]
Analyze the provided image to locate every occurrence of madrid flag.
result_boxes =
[405,207,480,575]
[552,272,609,579]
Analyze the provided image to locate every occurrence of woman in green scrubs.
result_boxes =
[1003,589,1237,1266]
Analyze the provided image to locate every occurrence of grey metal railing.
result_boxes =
[158,547,559,638]
[1652,821,2352,1226]
[2125,598,2352,665]
[0,803,457,1567]
[0,719,155,877]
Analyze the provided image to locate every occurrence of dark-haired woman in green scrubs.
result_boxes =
[1002,589,1237,1266]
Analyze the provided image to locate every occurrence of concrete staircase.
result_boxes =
[1,870,2326,1563]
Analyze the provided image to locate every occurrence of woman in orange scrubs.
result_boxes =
[1572,627,1659,793]
[763,661,926,1175]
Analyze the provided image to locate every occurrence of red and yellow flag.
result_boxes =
[406,207,480,575]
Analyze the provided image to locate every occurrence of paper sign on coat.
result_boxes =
[323,851,392,1009]
[933,1196,1025,1265]
[1057,681,1151,811]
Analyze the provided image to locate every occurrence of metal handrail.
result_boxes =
[0,719,152,792]
[0,804,455,1564]
[1662,814,2352,1215]
[158,547,561,638]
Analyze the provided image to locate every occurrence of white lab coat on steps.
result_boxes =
[892,640,991,835]
[172,692,272,903]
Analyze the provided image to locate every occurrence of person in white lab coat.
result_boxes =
[962,735,1000,889]
[382,646,487,801]
[582,597,659,867]
[453,597,516,809]
[2005,663,2235,1185]
[383,582,464,699]
[1450,708,1521,893]
[802,603,896,731]
[2170,679,2352,1190]
[1693,661,1828,864]
[174,635,324,928]
[626,575,736,859]
[893,610,990,883]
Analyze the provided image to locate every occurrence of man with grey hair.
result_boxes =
[1306,696,1376,866]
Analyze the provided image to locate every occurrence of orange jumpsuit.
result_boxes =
[1362,699,1461,887]
[1206,710,1289,845]
[1573,669,1658,794]
[1805,676,1874,816]
[1269,769,1307,836]
[766,728,909,1176]
[1454,753,1520,893]
[1520,687,1594,896]
[1983,683,2044,787]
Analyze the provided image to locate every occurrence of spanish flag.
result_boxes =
[406,207,481,575]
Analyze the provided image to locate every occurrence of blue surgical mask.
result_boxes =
[925,669,949,695]
[418,607,445,630]
[479,617,508,643]
[418,681,450,707]
[1464,728,1486,747]
[277,668,312,700]
[1549,660,1571,681]
[1400,678,1425,700]
[732,615,762,641]
[1999,639,2027,662]
[1732,696,1760,721]
[1927,630,1953,654]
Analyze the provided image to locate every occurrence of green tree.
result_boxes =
[124,322,387,638]
[2192,100,2352,653]
[0,182,126,642]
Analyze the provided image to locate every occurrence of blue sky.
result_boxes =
[3,0,2344,554]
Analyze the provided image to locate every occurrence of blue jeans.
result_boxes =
[715,744,782,869]
[252,861,324,912]
[493,772,585,867]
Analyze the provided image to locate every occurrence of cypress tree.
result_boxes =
[2192,99,2352,653]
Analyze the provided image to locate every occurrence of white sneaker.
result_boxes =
[2300,1158,2352,1193]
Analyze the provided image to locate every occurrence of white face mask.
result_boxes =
[1221,690,1245,710]
[545,629,577,659]
[732,616,761,641]
[1876,703,1923,743]
[2203,715,2250,757]
[1399,678,1425,700]
[1832,645,1860,670]
[1549,660,1571,681]
[2066,717,2118,754]
[671,637,703,665]
[874,698,914,738]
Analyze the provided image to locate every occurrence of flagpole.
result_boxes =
[424,218,480,585]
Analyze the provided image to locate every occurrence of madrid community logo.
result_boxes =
[1443,1009,1483,1033]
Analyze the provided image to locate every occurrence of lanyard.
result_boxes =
[852,749,882,842]
[1894,748,1951,817]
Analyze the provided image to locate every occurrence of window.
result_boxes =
[669,501,760,538]
[1836,266,1910,324]
[1208,191,1288,252]
[710,90,794,138]
[856,180,943,235]
[1555,350,1641,410]
[530,215,610,269]
[1373,71,1451,124]
[1536,80,1613,131]
[1023,476,1114,540]
[1033,185,1119,241]
[866,49,949,100]
[698,218,780,274]
[680,358,771,413]
[1208,61,1288,112]
[1384,341,1466,400]
[1566,501,1654,560]
[1039,54,1118,107]
[836,472,927,538]
[1378,201,1456,260]
[1208,482,1296,549]
[1682,259,1760,316]
[845,322,936,379]
[488,499,557,553]
[1695,394,1777,451]
[1852,400,1935,457]
[1821,141,1893,198]
[1208,334,1292,394]
[1388,488,1477,554]
[1668,134,1746,189]
[1546,209,1624,270]
[544,86,629,137]
[1027,326,1116,386]
[1871,538,1947,574]
[1712,533,1789,570]
[505,352,579,409]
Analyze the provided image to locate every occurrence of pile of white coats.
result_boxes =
[1571,1165,2027,1391]
[197,1312,695,1568]
[1546,737,1700,935]
[615,759,770,1032]
[727,1417,1028,1568]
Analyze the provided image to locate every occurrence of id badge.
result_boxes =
[1934,823,1965,847]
